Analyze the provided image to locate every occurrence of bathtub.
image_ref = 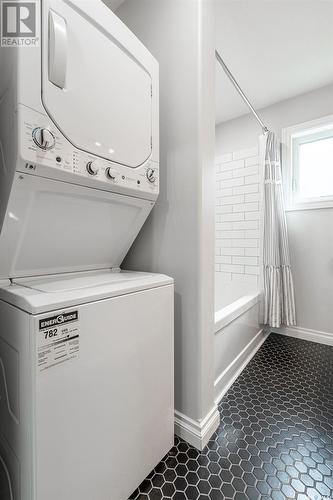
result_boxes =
[214,274,266,402]
[215,277,260,333]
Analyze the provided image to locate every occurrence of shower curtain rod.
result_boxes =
[215,50,269,134]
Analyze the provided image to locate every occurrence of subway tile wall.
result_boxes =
[215,145,262,285]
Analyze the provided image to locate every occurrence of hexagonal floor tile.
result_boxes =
[128,334,333,499]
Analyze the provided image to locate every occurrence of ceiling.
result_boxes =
[215,0,333,124]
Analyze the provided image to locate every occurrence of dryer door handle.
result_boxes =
[48,10,67,89]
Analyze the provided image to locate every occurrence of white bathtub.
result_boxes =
[214,274,266,402]
[215,277,260,333]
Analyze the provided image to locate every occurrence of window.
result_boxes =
[282,115,333,210]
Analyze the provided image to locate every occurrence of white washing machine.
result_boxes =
[0,1,174,499]
[0,270,174,500]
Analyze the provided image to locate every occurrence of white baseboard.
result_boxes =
[214,328,270,404]
[174,405,220,451]
[273,325,333,346]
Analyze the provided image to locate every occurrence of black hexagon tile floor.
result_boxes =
[128,333,333,500]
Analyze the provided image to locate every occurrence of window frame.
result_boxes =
[282,114,333,211]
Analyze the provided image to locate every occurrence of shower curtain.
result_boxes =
[262,132,296,328]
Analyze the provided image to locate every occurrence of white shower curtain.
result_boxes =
[262,132,296,328]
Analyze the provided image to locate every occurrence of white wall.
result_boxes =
[101,0,125,11]
[215,146,261,286]
[216,83,333,334]
[216,83,333,154]
[116,0,218,448]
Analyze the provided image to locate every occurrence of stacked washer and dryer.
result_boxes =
[0,1,174,499]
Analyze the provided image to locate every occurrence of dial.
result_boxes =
[146,168,156,183]
[32,128,55,150]
[86,161,99,176]
[105,167,117,180]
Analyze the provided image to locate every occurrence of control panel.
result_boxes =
[19,106,159,199]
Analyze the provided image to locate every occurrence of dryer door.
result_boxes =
[41,0,153,168]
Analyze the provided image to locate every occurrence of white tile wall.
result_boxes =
[215,146,261,284]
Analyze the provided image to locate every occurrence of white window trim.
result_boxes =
[282,114,333,211]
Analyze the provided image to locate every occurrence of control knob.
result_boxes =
[146,168,156,183]
[32,128,55,150]
[86,161,99,176]
[105,167,116,180]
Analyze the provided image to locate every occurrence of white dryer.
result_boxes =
[0,0,159,280]
[0,1,174,499]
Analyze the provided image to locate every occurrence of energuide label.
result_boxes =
[37,310,80,372]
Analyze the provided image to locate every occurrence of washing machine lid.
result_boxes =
[41,0,155,168]
[0,270,173,314]
[13,270,154,293]
[0,173,154,280]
